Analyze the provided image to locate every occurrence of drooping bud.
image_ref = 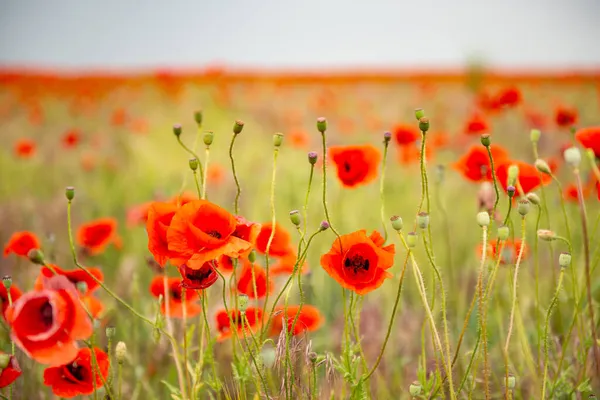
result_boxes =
[418,117,430,133]
[537,229,556,241]
[407,232,418,248]
[248,250,257,263]
[417,212,429,229]
[319,221,330,231]
[238,294,249,313]
[517,199,530,216]
[530,129,541,143]
[308,352,318,363]
[526,192,540,205]
[65,186,75,201]
[414,108,425,121]
[289,210,301,226]
[498,225,510,241]
[2,276,12,290]
[535,159,551,175]
[308,151,318,165]
[203,131,214,146]
[507,185,516,198]
[116,341,127,364]
[194,110,203,126]
[477,211,490,227]
[480,134,491,147]
[189,158,198,171]
[390,215,403,231]
[106,326,116,339]
[564,146,581,168]
[28,249,45,265]
[273,132,284,147]
[383,131,391,144]
[233,120,244,134]
[559,252,571,268]
[316,117,327,134]
[173,124,182,137]
[76,281,88,295]
[507,165,519,186]
[409,381,422,396]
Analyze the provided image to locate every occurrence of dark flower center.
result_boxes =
[343,161,352,172]
[186,267,213,282]
[344,255,370,274]
[40,301,53,327]
[65,363,85,383]
[207,230,222,239]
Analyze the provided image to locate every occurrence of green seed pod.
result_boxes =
[173,124,182,137]
[409,381,422,396]
[418,117,430,133]
[559,252,571,268]
[480,134,491,147]
[289,210,301,226]
[417,212,429,230]
[27,249,45,266]
[414,108,425,120]
[248,250,257,263]
[530,129,541,143]
[498,225,510,241]
[537,229,556,241]
[526,192,540,205]
[534,159,551,175]
[203,131,214,146]
[65,186,75,201]
[2,275,12,290]
[308,151,318,165]
[116,341,127,364]
[238,294,249,313]
[507,374,516,389]
[273,132,284,147]
[194,110,203,126]
[316,117,327,134]
[477,211,490,227]
[390,215,403,231]
[233,120,244,134]
[0,354,11,369]
[189,158,199,171]
[106,326,116,339]
[517,199,530,216]
[564,146,582,168]
[407,232,418,248]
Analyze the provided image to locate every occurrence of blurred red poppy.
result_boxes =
[453,145,510,182]
[255,222,293,256]
[62,129,81,148]
[3,231,41,258]
[576,127,600,158]
[464,113,489,135]
[149,276,201,318]
[77,217,121,255]
[329,144,381,188]
[237,262,273,299]
[554,106,578,128]
[269,304,323,336]
[178,262,219,290]
[495,160,551,194]
[215,307,263,342]
[0,353,22,388]
[14,139,36,158]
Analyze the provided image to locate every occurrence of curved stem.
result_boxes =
[379,139,390,241]
[541,268,565,399]
[202,147,210,199]
[242,314,270,397]
[177,136,204,184]
[486,145,501,225]
[477,226,490,399]
[320,131,342,247]
[228,133,241,214]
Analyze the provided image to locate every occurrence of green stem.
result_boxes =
[201,147,209,200]
[242,314,270,397]
[320,131,342,247]
[228,133,242,214]
[477,226,490,399]
[379,138,390,241]
[192,169,201,199]
[541,268,565,399]
[177,136,204,184]
[486,145,501,225]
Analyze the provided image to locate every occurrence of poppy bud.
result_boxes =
[498,225,510,240]
[316,117,327,134]
[507,374,516,389]
[2,275,11,290]
[203,131,214,146]
[238,294,249,313]
[530,129,541,143]
[28,249,45,265]
[517,199,530,216]
[194,110,203,126]
[106,326,116,339]
[414,108,425,121]
[76,281,88,295]
[563,146,581,168]
[248,250,257,263]
[173,124,182,137]
[534,159,551,175]
[289,210,301,226]
[390,215,403,231]
[319,221,330,231]
[233,120,244,134]
[308,352,318,363]
[383,131,391,144]
[477,211,490,227]
[507,165,519,186]
[409,381,422,396]
[116,341,127,364]
[189,158,199,171]
[407,232,418,248]
[559,252,571,268]
[418,117,429,133]
[537,229,556,241]
[526,192,540,205]
[417,212,429,229]
[65,186,75,201]
[507,185,516,198]
[0,354,10,369]
[480,134,491,147]
[308,151,318,165]
[273,132,284,147]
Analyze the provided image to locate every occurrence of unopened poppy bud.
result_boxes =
[273,132,284,147]
[308,151,318,165]
[530,129,541,143]
[507,185,516,198]
[537,229,556,241]
[564,146,581,168]
[477,211,490,227]
[173,124,182,137]
[203,131,214,146]
[507,374,516,389]
[383,131,391,144]
[418,117,430,133]
[248,250,257,263]
[189,158,198,171]
[559,252,571,268]
[194,110,203,126]
[526,192,540,205]
[517,199,530,216]
[2,276,11,290]
[316,117,327,134]
[76,281,88,295]
[417,212,429,229]
[498,225,510,240]
[480,134,491,147]
[308,352,318,363]
[233,120,244,134]
[106,326,116,338]
[319,221,330,231]
[390,215,403,231]
[28,249,45,265]
[507,165,519,186]
[238,294,249,313]
[414,108,425,120]
[534,159,551,175]
[289,210,301,226]
[407,232,418,248]
[409,381,422,396]
[0,354,10,369]
[65,186,75,201]
[116,341,127,364]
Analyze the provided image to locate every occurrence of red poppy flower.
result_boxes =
[269,305,323,336]
[393,124,420,146]
[166,200,252,269]
[62,129,81,149]
[481,239,528,265]
[255,222,292,256]
[596,180,600,202]
[149,276,201,318]
[453,145,510,182]
[34,264,103,295]
[14,139,36,158]
[396,144,435,165]
[77,217,120,255]
[563,183,588,202]
[5,275,93,365]
[494,87,522,108]
[217,255,235,274]
[554,106,578,128]
[464,113,489,135]
[3,231,41,258]
[270,251,309,276]
[320,230,395,295]
[329,145,381,188]
[576,127,600,158]
[495,160,552,194]
[237,262,273,299]
[127,201,154,227]
[0,353,22,388]
[1,284,22,320]
[215,307,263,342]
[43,347,109,398]
[178,262,219,290]
[523,108,548,130]
[168,192,198,207]
[233,216,261,246]
[146,202,179,266]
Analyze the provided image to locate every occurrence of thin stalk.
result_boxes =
[533,204,542,366]
[182,288,191,395]
[242,314,270,397]
[541,267,566,399]
[379,137,390,241]
[477,226,490,399]
[228,133,242,214]
[192,169,201,199]
[320,130,342,246]
[177,136,204,184]
[303,163,315,238]
[486,145,501,224]
[201,147,210,199]
[163,274,188,400]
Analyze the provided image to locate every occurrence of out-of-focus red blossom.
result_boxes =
[288,129,310,148]
[61,129,81,148]
[453,145,510,182]
[149,276,201,318]
[270,251,309,276]
[43,347,109,398]
[80,153,96,171]
[178,262,219,290]
[207,163,225,185]
[255,222,293,256]
[146,202,178,266]
[269,305,323,336]
[217,255,235,274]
[393,124,420,146]
[481,239,528,265]
[563,183,587,202]
[464,112,489,135]
[130,118,148,135]
[215,307,263,342]
[329,144,381,188]
[554,106,578,128]
[5,275,93,365]
[237,262,273,299]
[495,160,552,194]
[168,192,197,207]
[127,201,154,227]
[0,353,22,388]
[1,284,22,320]
[576,127,600,158]
[495,87,522,108]
[111,108,127,127]
[396,143,435,165]
[80,295,104,319]
[34,264,103,295]
[523,108,548,129]
[77,217,121,255]
[27,102,44,126]
[4,231,41,258]
[14,139,36,158]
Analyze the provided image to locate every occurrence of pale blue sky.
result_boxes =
[1,0,599,70]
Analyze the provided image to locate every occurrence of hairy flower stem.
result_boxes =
[477,226,491,399]
[486,146,501,225]
[228,133,242,214]
[163,274,188,399]
[242,314,270,397]
[320,131,342,246]
[215,269,240,360]
[379,137,390,241]
[181,289,192,395]
[303,163,315,241]
[177,136,204,184]
[503,217,526,399]
[192,170,201,199]
[541,267,565,399]
[201,147,210,199]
